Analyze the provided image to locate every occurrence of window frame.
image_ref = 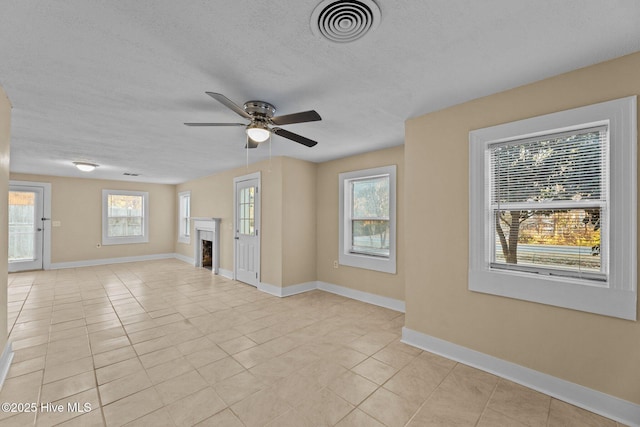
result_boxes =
[339,165,397,274]
[469,96,637,320]
[102,189,149,245]
[178,191,191,244]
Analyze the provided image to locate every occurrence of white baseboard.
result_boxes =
[258,281,317,297]
[49,253,178,269]
[173,253,194,265]
[317,281,405,313]
[281,281,318,297]
[0,342,14,391]
[257,282,281,297]
[401,327,640,427]
[218,268,233,280]
[255,280,405,313]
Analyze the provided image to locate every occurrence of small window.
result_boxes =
[339,165,396,273]
[469,96,636,320]
[102,190,149,245]
[178,191,191,243]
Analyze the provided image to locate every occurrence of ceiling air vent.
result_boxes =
[311,0,381,43]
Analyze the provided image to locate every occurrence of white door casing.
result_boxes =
[8,182,51,272]
[234,172,260,286]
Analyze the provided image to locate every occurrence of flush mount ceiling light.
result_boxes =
[246,121,271,142]
[310,0,381,43]
[73,161,98,172]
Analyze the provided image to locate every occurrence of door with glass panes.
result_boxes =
[234,175,260,286]
[8,185,44,272]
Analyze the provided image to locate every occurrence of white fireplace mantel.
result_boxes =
[192,217,221,274]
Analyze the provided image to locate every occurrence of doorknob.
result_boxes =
[37,228,43,231]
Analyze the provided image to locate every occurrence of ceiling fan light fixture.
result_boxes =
[73,161,98,172]
[246,123,270,142]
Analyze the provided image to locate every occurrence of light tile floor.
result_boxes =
[1,259,627,426]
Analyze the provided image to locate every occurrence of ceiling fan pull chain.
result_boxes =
[268,133,272,172]
[246,134,249,169]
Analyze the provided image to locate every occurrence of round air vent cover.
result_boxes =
[311,0,381,43]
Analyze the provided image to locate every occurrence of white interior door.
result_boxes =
[234,174,260,286]
[9,185,44,272]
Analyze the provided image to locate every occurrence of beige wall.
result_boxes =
[282,157,317,287]
[316,146,404,301]
[9,173,175,263]
[178,151,406,297]
[0,86,11,352]
[405,52,640,404]
[176,158,287,287]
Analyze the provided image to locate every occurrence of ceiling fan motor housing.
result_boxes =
[244,101,276,118]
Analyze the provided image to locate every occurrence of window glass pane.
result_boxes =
[239,187,256,236]
[179,194,190,238]
[8,191,36,261]
[108,216,143,237]
[107,194,143,237]
[494,208,601,272]
[352,176,389,219]
[352,219,390,256]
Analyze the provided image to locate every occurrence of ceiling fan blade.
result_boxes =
[244,136,260,149]
[270,110,321,126]
[206,92,251,119]
[184,123,245,126]
[272,127,318,147]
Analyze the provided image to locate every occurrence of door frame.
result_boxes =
[9,180,52,271]
[233,171,261,285]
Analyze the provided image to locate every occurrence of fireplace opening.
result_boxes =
[201,239,213,270]
[193,218,220,274]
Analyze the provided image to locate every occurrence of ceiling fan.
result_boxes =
[185,92,321,148]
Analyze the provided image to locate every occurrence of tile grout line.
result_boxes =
[90,265,124,427]
[34,270,54,427]
[402,360,459,427]
[7,276,35,338]
[94,263,160,427]
[545,396,553,427]
[473,376,500,427]
[21,272,60,425]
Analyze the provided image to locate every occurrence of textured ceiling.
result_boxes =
[1,1,639,184]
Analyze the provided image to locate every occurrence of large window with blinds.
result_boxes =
[489,126,606,280]
[469,96,636,320]
[339,165,397,274]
